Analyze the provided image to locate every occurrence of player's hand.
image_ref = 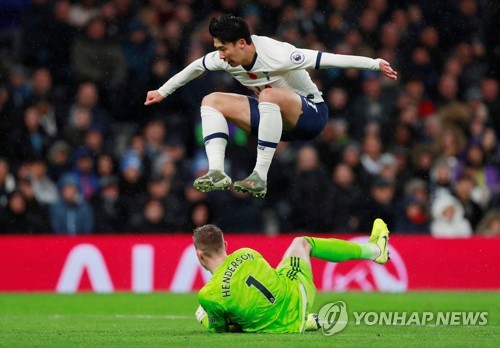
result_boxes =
[144,90,165,105]
[378,59,398,80]
[195,305,208,324]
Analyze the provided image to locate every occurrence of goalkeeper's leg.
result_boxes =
[283,218,390,264]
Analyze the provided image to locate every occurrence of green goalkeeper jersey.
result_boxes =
[198,248,305,333]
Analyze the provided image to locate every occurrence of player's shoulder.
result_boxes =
[231,247,263,259]
[252,35,295,52]
[203,50,229,70]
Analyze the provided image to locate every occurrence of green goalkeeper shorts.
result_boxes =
[276,257,316,313]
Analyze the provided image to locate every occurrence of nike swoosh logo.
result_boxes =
[381,236,388,254]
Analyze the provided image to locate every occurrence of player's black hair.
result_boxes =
[209,15,252,44]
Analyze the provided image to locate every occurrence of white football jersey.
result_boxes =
[158,35,381,104]
[202,35,323,102]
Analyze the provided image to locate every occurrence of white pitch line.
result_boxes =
[114,315,192,320]
[42,314,193,320]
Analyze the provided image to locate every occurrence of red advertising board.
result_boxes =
[0,235,499,292]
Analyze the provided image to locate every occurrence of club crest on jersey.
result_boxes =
[290,51,305,64]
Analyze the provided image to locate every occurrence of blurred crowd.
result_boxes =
[1,0,500,236]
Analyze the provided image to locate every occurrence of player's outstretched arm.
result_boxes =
[144,90,165,105]
[302,49,398,80]
[144,56,208,106]
[378,59,398,80]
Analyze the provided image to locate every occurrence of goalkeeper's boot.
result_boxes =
[369,218,390,265]
[305,313,322,331]
[233,171,267,198]
[193,170,232,193]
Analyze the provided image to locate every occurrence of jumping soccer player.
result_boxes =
[144,15,397,197]
[192,218,390,333]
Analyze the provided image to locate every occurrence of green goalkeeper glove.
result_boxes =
[305,313,322,331]
[195,305,209,329]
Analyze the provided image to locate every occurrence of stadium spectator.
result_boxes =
[71,16,127,109]
[46,140,72,182]
[394,196,430,234]
[118,149,147,217]
[475,209,500,236]
[409,143,436,182]
[21,0,53,68]
[314,118,351,173]
[360,133,384,177]
[49,173,94,235]
[0,158,16,209]
[480,77,500,136]
[7,106,55,167]
[429,158,455,202]
[122,20,156,81]
[146,174,187,230]
[186,200,213,230]
[430,193,472,238]
[27,158,58,206]
[46,0,77,83]
[0,191,32,233]
[17,177,51,233]
[96,152,117,178]
[328,162,365,232]
[453,174,484,230]
[130,198,173,233]
[349,71,395,140]
[92,175,127,233]
[289,145,331,232]
[358,176,397,232]
[454,143,500,208]
[68,0,100,28]
[70,147,100,201]
[27,68,60,136]
[339,141,371,191]
[480,128,500,166]
[377,153,402,199]
[65,82,112,137]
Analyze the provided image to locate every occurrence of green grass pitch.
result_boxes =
[1,292,499,347]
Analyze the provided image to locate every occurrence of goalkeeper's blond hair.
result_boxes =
[193,224,225,256]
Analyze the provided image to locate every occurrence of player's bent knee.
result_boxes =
[258,88,280,104]
[293,237,312,253]
[283,236,312,260]
[201,92,226,108]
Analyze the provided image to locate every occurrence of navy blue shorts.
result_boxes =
[248,96,328,142]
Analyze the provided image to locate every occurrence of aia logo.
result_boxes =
[322,236,408,292]
[290,51,305,64]
[247,72,257,79]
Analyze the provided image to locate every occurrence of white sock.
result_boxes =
[361,243,381,260]
[201,106,228,172]
[254,102,282,181]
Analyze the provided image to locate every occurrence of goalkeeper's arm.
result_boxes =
[195,305,242,333]
[195,305,210,330]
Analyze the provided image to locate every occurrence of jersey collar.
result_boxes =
[242,52,258,71]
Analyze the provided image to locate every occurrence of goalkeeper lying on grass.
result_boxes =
[194,220,390,333]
